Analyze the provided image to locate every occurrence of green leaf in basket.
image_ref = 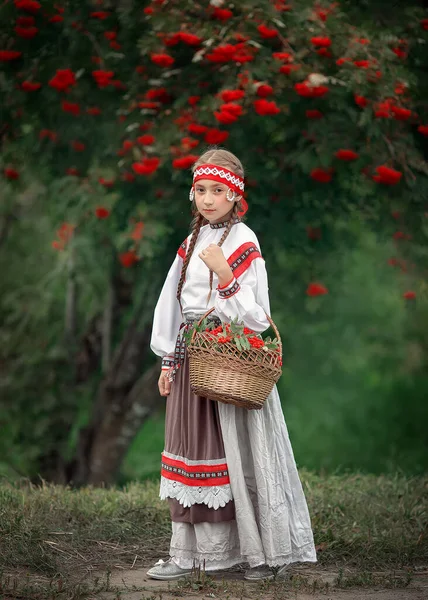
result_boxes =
[235,336,242,351]
[241,336,251,350]
[230,320,241,335]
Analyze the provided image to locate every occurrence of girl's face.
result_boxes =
[194,178,240,224]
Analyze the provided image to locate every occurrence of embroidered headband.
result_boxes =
[192,163,248,217]
[193,164,244,195]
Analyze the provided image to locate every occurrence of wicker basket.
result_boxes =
[186,307,282,410]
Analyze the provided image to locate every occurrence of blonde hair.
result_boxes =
[176,147,245,310]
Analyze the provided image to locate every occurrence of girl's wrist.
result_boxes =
[217,265,234,288]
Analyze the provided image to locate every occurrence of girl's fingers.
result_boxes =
[164,372,171,395]
[159,372,171,396]
[159,373,166,396]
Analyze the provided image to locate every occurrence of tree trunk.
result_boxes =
[65,304,163,486]
[64,247,77,351]
[70,361,161,486]
[36,260,165,486]
[101,281,114,372]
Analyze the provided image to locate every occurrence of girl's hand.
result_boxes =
[158,370,172,396]
[198,244,229,275]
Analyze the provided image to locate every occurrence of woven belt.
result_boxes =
[165,312,222,383]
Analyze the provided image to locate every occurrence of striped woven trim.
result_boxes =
[217,278,240,299]
[210,217,241,229]
[161,452,230,487]
[161,356,175,370]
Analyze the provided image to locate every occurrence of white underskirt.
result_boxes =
[170,520,317,571]
[170,521,243,571]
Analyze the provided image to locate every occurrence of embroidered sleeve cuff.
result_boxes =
[161,356,175,370]
[216,276,241,299]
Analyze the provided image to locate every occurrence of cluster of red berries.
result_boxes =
[203,325,266,348]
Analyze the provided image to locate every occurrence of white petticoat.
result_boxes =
[170,521,242,571]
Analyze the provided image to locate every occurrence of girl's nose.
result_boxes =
[204,193,215,204]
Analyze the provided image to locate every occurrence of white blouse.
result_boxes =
[150,221,271,364]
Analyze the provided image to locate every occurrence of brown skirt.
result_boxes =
[163,346,235,525]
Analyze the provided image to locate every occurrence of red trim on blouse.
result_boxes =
[177,237,187,259]
[227,242,262,279]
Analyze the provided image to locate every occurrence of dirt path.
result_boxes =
[2,564,427,599]
[92,563,428,600]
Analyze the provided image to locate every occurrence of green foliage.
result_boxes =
[271,218,428,475]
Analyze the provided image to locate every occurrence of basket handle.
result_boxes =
[189,306,282,348]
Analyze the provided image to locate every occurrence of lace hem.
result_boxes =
[160,476,233,509]
[171,542,317,571]
[170,547,243,572]
[264,541,318,567]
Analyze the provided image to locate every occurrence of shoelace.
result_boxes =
[154,559,167,566]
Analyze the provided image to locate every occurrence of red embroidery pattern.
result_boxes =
[218,279,240,299]
[161,453,230,487]
[227,242,262,279]
[177,237,187,259]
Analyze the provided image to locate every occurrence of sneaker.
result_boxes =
[146,558,192,580]
[244,564,275,581]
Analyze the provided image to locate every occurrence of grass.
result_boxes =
[0,479,170,576]
[0,471,426,598]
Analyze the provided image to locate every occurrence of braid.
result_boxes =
[205,201,240,306]
[176,212,205,313]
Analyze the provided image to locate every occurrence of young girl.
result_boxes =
[148,148,317,581]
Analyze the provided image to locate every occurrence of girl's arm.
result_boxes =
[214,256,271,333]
[150,250,184,369]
